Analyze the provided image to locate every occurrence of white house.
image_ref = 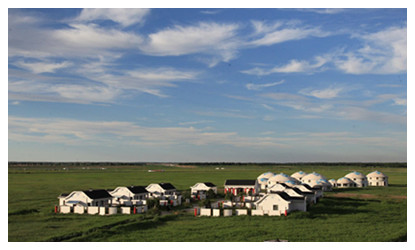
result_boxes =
[109,186,149,205]
[291,171,307,182]
[58,189,112,207]
[285,187,316,204]
[345,171,368,187]
[190,182,217,199]
[254,192,306,216]
[267,183,289,193]
[294,184,323,199]
[146,183,177,198]
[336,177,356,188]
[224,179,260,195]
[367,171,389,186]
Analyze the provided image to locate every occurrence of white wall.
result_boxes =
[235,209,248,216]
[108,207,117,215]
[60,206,71,214]
[87,206,99,215]
[74,206,85,214]
[251,210,264,216]
[121,207,131,214]
[212,209,220,217]
[223,209,232,216]
[200,208,211,216]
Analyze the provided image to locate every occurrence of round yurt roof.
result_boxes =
[284,179,299,186]
[268,173,292,183]
[291,171,307,179]
[257,172,276,180]
[316,178,331,186]
[367,171,387,178]
[302,172,327,181]
[345,171,367,179]
[337,177,354,184]
[258,177,269,184]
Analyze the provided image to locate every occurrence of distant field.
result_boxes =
[8,163,407,242]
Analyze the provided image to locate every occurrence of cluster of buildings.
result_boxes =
[58,182,181,215]
[57,170,388,217]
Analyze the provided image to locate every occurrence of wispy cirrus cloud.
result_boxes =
[241,54,330,75]
[140,22,240,63]
[75,8,150,27]
[299,86,343,99]
[8,116,287,148]
[248,20,331,47]
[246,80,284,90]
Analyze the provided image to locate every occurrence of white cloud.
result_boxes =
[246,80,284,90]
[393,98,406,106]
[297,9,346,15]
[335,27,407,74]
[299,87,343,99]
[8,116,287,148]
[337,106,406,124]
[241,55,329,75]
[52,24,143,51]
[140,22,240,63]
[249,20,330,47]
[76,8,150,27]
[15,61,72,74]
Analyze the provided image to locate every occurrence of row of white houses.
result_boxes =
[58,183,182,210]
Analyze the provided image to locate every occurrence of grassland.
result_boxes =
[8,163,407,242]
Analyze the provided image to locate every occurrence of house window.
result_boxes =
[273,205,279,211]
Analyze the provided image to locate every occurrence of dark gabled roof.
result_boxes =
[225,179,256,186]
[204,182,216,187]
[83,189,112,199]
[275,192,304,201]
[127,186,148,194]
[159,183,176,190]
[292,187,314,195]
[127,186,149,194]
[301,183,312,189]
[279,183,289,188]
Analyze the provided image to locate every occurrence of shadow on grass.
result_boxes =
[47,214,179,242]
[301,197,372,218]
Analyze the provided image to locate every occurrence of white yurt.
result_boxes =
[301,172,332,191]
[267,173,299,187]
[345,171,368,187]
[367,171,388,186]
[257,172,276,189]
[328,179,337,188]
[291,171,307,181]
[337,177,356,188]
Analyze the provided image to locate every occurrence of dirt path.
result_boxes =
[328,193,406,200]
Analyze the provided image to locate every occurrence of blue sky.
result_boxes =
[8,8,407,162]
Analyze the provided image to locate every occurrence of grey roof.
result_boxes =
[225,180,256,186]
[82,189,112,199]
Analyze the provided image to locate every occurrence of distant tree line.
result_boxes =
[8,161,407,168]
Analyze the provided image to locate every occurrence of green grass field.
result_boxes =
[8,163,407,242]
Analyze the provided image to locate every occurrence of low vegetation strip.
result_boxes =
[327,193,407,200]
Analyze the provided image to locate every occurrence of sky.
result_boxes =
[7,8,407,162]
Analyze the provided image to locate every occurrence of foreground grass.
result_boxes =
[8,164,407,242]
